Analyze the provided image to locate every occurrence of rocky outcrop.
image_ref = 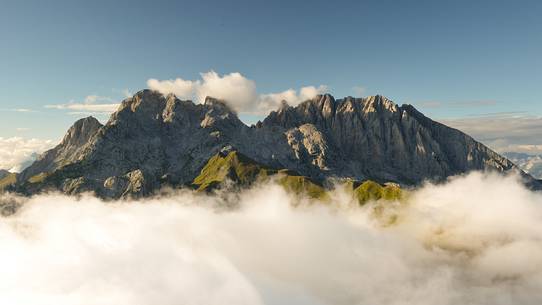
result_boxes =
[262,94,517,183]
[11,90,534,198]
[0,170,9,180]
[18,116,103,182]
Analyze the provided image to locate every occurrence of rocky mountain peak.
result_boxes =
[10,90,537,199]
[204,96,226,106]
[277,100,291,112]
[263,94,404,129]
[199,96,245,130]
[203,96,237,114]
[18,115,103,182]
[61,116,103,147]
[299,94,336,113]
[362,95,399,113]
[117,90,166,116]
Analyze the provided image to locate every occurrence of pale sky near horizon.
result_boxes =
[1,0,542,169]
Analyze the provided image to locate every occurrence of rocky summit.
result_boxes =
[1,89,535,198]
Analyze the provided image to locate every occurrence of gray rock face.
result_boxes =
[0,170,9,180]
[14,90,533,198]
[263,94,517,184]
[18,116,103,182]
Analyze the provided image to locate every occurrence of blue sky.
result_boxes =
[1,0,541,141]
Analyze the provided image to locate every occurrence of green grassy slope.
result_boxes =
[191,150,328,199]
[352,180,402,205]
[192,151,277,191]
[0,173,18,190]
[191,150,400,203]
[3,149,403,205]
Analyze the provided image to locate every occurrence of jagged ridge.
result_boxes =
[5,89,535,198]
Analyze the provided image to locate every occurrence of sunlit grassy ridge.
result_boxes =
[3,149,402,204]
[28,172,50,184]
[192,150,400,203]
[192,151,276,191]
[352,180,402,204]
[0,173,17,190]
[191,150,328,199]
[277,173,329,200]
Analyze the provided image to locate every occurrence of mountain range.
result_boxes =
[503,152,542,179]
[0,90,537,199]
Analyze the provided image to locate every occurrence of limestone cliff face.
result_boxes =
[262,94,516,183]
[18,116,103,182]
[14,90,530,198]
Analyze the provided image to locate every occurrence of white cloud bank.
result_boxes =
[1,172,542,304]
[0,137,55,172]
[43,72,326,116]
[147,71,327,114]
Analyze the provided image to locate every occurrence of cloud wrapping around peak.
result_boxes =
[257,85,328,114]
[0,137,55,172]
[146,78,198,100]
[44,72,327,116]
[147,71,327,114]
[197,71,258,111]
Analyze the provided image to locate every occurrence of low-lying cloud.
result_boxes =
[1,172,542,305]
[0,137,55,172]
[147,71,327,114]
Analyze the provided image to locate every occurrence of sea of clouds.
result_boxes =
[0,137,54,172]
[1,172,541,305]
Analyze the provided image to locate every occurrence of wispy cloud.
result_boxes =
[352,86,366,96]
[148,71,328,114]
[418,100,498,108]
[464,111,527,117]
[12,108,33,112]
[0,108,35,113]
[46,103,120,113]
[46,95,120,114]
[441,114,542,154]
[418,101,442,108]
[460,100,498,106]
[82,95,114,104]
[121,89,132,98]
